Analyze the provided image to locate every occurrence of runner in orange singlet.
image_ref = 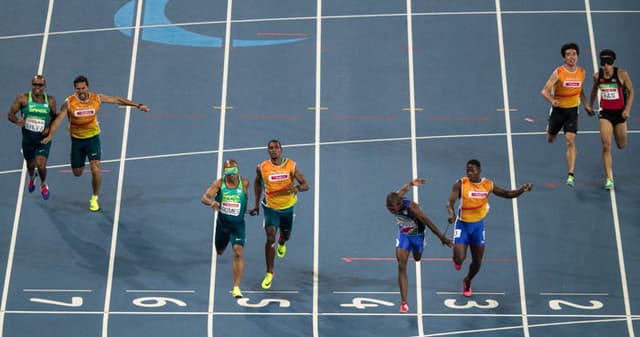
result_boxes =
[541,43,593,187]
[44,75,150,211]
[249,140,309,289]
[447,159,532,297]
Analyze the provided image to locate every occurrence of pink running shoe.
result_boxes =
[400,301,409,313]
[454,263,461,271]
[28,171,38,193]
[463,278,472,297]
[41,185,50,200]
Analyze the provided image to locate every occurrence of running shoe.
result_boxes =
[276,242,286,258]
[28,171,37,193]
[41,185,49,200]
[605,178,614,190]
[89,195,100,212]
[463,278,473,297]
[566,175,575,187]
[261,272,273,289]
[400,301,409,313]
[454,262,461,271]
[232,286,243,299]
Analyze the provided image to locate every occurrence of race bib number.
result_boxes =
[563,80,581,88]
[268,173,290,182]
[220,201,241,216]
[74,109,95,117]
[454,229,462,239]
[601,87,620,100]
[25,118,45,132]
[468,191,489,199]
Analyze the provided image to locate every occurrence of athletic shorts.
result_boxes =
[396,232,425,254]
[547,106,578,135]
[599,109,626,126]
[215,218,246,251]
[262,203,294,235]
[71,135,102,168]
[453,219,485,246]
[21,130,50,161]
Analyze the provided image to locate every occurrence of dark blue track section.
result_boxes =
[1,1,638,337]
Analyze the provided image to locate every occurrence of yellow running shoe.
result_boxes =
[605,178,614,190]
[566,175,575,187]
[89,195,100,212]
[232,286,243,298]
[261,272,273,289]
[276,242,286,258]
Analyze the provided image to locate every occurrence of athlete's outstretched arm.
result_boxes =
[492,183,533,199]
[98,93,150,112]
[396,178,425,198]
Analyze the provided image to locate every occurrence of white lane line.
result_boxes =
[236,290,300,294]
[540,292,609,296]
[23,289,92,293]
[0,1,55,337]
[2,9,640,41]
[412,317,631,337]
[207,0,234,336]
[312,1,323,337]
[494,1,530,337]
[101,1,144,336]
[0,309,632,318]
[584,2,634,336]
[404,1,424,336]
[3,131,639,176]
[436,291,506,295]
[125,290,196,293]
[333,291,399,295]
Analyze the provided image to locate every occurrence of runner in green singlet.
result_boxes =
[202,159,250,299]
[7,75,58,200]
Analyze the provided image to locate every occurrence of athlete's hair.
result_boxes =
[267,139,281,148]
[561,43,580,57]
[386,192,403,207]
[73,75,89,87]
[467,159,481,169]
[599,49,616,61]
[32,74,46,84]
[224,159,238,167]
